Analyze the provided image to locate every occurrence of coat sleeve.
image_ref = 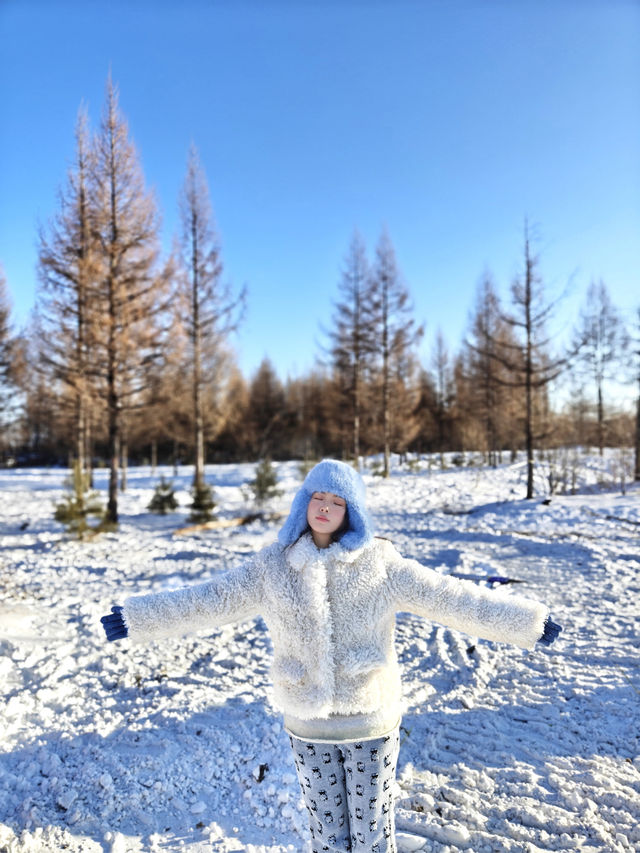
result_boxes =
[121,553,265,643]
[383,541,548,650]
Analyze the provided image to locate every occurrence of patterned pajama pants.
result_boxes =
[289,727,400,853]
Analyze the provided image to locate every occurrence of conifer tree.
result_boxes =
[246,457,283,506]
[37,107,98,476]
[327,230,377,465]
[0,268,18,458]
[411,367,438,454]
[465,273,518,465]
[429,329,459,467]
[489,222,568,498]
[91,77,172,523]
[178,144,245,490]
[572,279,628,455]
[247,357,286,458]
[0,268,12,397]
[633,308,640,482]
[371,228,423,477]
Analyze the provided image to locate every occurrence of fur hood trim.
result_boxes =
[278,459,374,550]
[284,532,370,570]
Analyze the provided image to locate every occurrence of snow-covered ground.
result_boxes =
[0,455,638,853]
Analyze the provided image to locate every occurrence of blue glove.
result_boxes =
[101,606,128,641]
[538,616,562,646]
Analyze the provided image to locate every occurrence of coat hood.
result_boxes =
[278,459,374,550]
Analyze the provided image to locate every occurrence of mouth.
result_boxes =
[314,516,330,523]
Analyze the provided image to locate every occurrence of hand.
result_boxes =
[101,606,128,642]
[538,616,562,646]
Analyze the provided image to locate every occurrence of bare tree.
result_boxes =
[285,369,339,461]
[478,223,568,498]
[410,367,438,454]
[572,279,628,455]
[327,229,377,465]
[465,272,519,465]
[505,225,570,497]
[0,267,13,396]
[91,77,172,523]
[37,107,99,476]
[371,228,424,477]
[633,308,640,482]
[0,267,19,458]
[431,329,455,468]
[178,144,245,489]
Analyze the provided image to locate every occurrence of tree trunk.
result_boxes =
[525,244,534,500]
[106,284,119,521]
[353,356,360,465]
[191,209,205,491]
[107,410,119,523]
[597,381,604,456]
[382,311,390,478]
[120,437,128,492]
[635,373,640,481]
[194,361,204,489]
[76,391,85,476]
[85,414,94,487]
[383,374,390,477]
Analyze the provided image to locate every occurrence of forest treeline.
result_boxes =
[1,78,639,520]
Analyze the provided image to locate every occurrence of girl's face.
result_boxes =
[307,491,347,548]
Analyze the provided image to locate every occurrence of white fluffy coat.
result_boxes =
[122,535,548,722]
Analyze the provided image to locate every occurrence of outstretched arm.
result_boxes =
[384,541,553,650]
[99,555,265,643]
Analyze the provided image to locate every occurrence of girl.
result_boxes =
[101,459,561,852]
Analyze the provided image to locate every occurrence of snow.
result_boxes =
[0,455,639,853]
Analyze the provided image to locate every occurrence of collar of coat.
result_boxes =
[285,532,372,570]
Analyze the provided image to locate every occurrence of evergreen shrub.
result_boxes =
[246,458,283,506]
[148,477,179,514]
[54,460,105,537]
[189,481,216,523]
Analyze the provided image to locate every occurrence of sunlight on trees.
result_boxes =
[2,79,638,496]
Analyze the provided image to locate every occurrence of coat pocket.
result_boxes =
[272,656,307,685]
[339,645,387,677]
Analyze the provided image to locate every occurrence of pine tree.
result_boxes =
[37,107,98,477]
[178,144,245,490]
[54,458,105,537]
[371,228,423,477]
[327,230,377,465]
[572,280,628,455]
[491,222,568,498]
[0,268,18,459]
[148,476,179,514]
[431,329,454,468]
[0,268,13,397]
[246,457,283,506]
[91,77,172,523]
[465,273,518,465]
[632,308,640,482]
[247,358,286,458]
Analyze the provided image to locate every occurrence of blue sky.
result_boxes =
[1,0,639,384]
